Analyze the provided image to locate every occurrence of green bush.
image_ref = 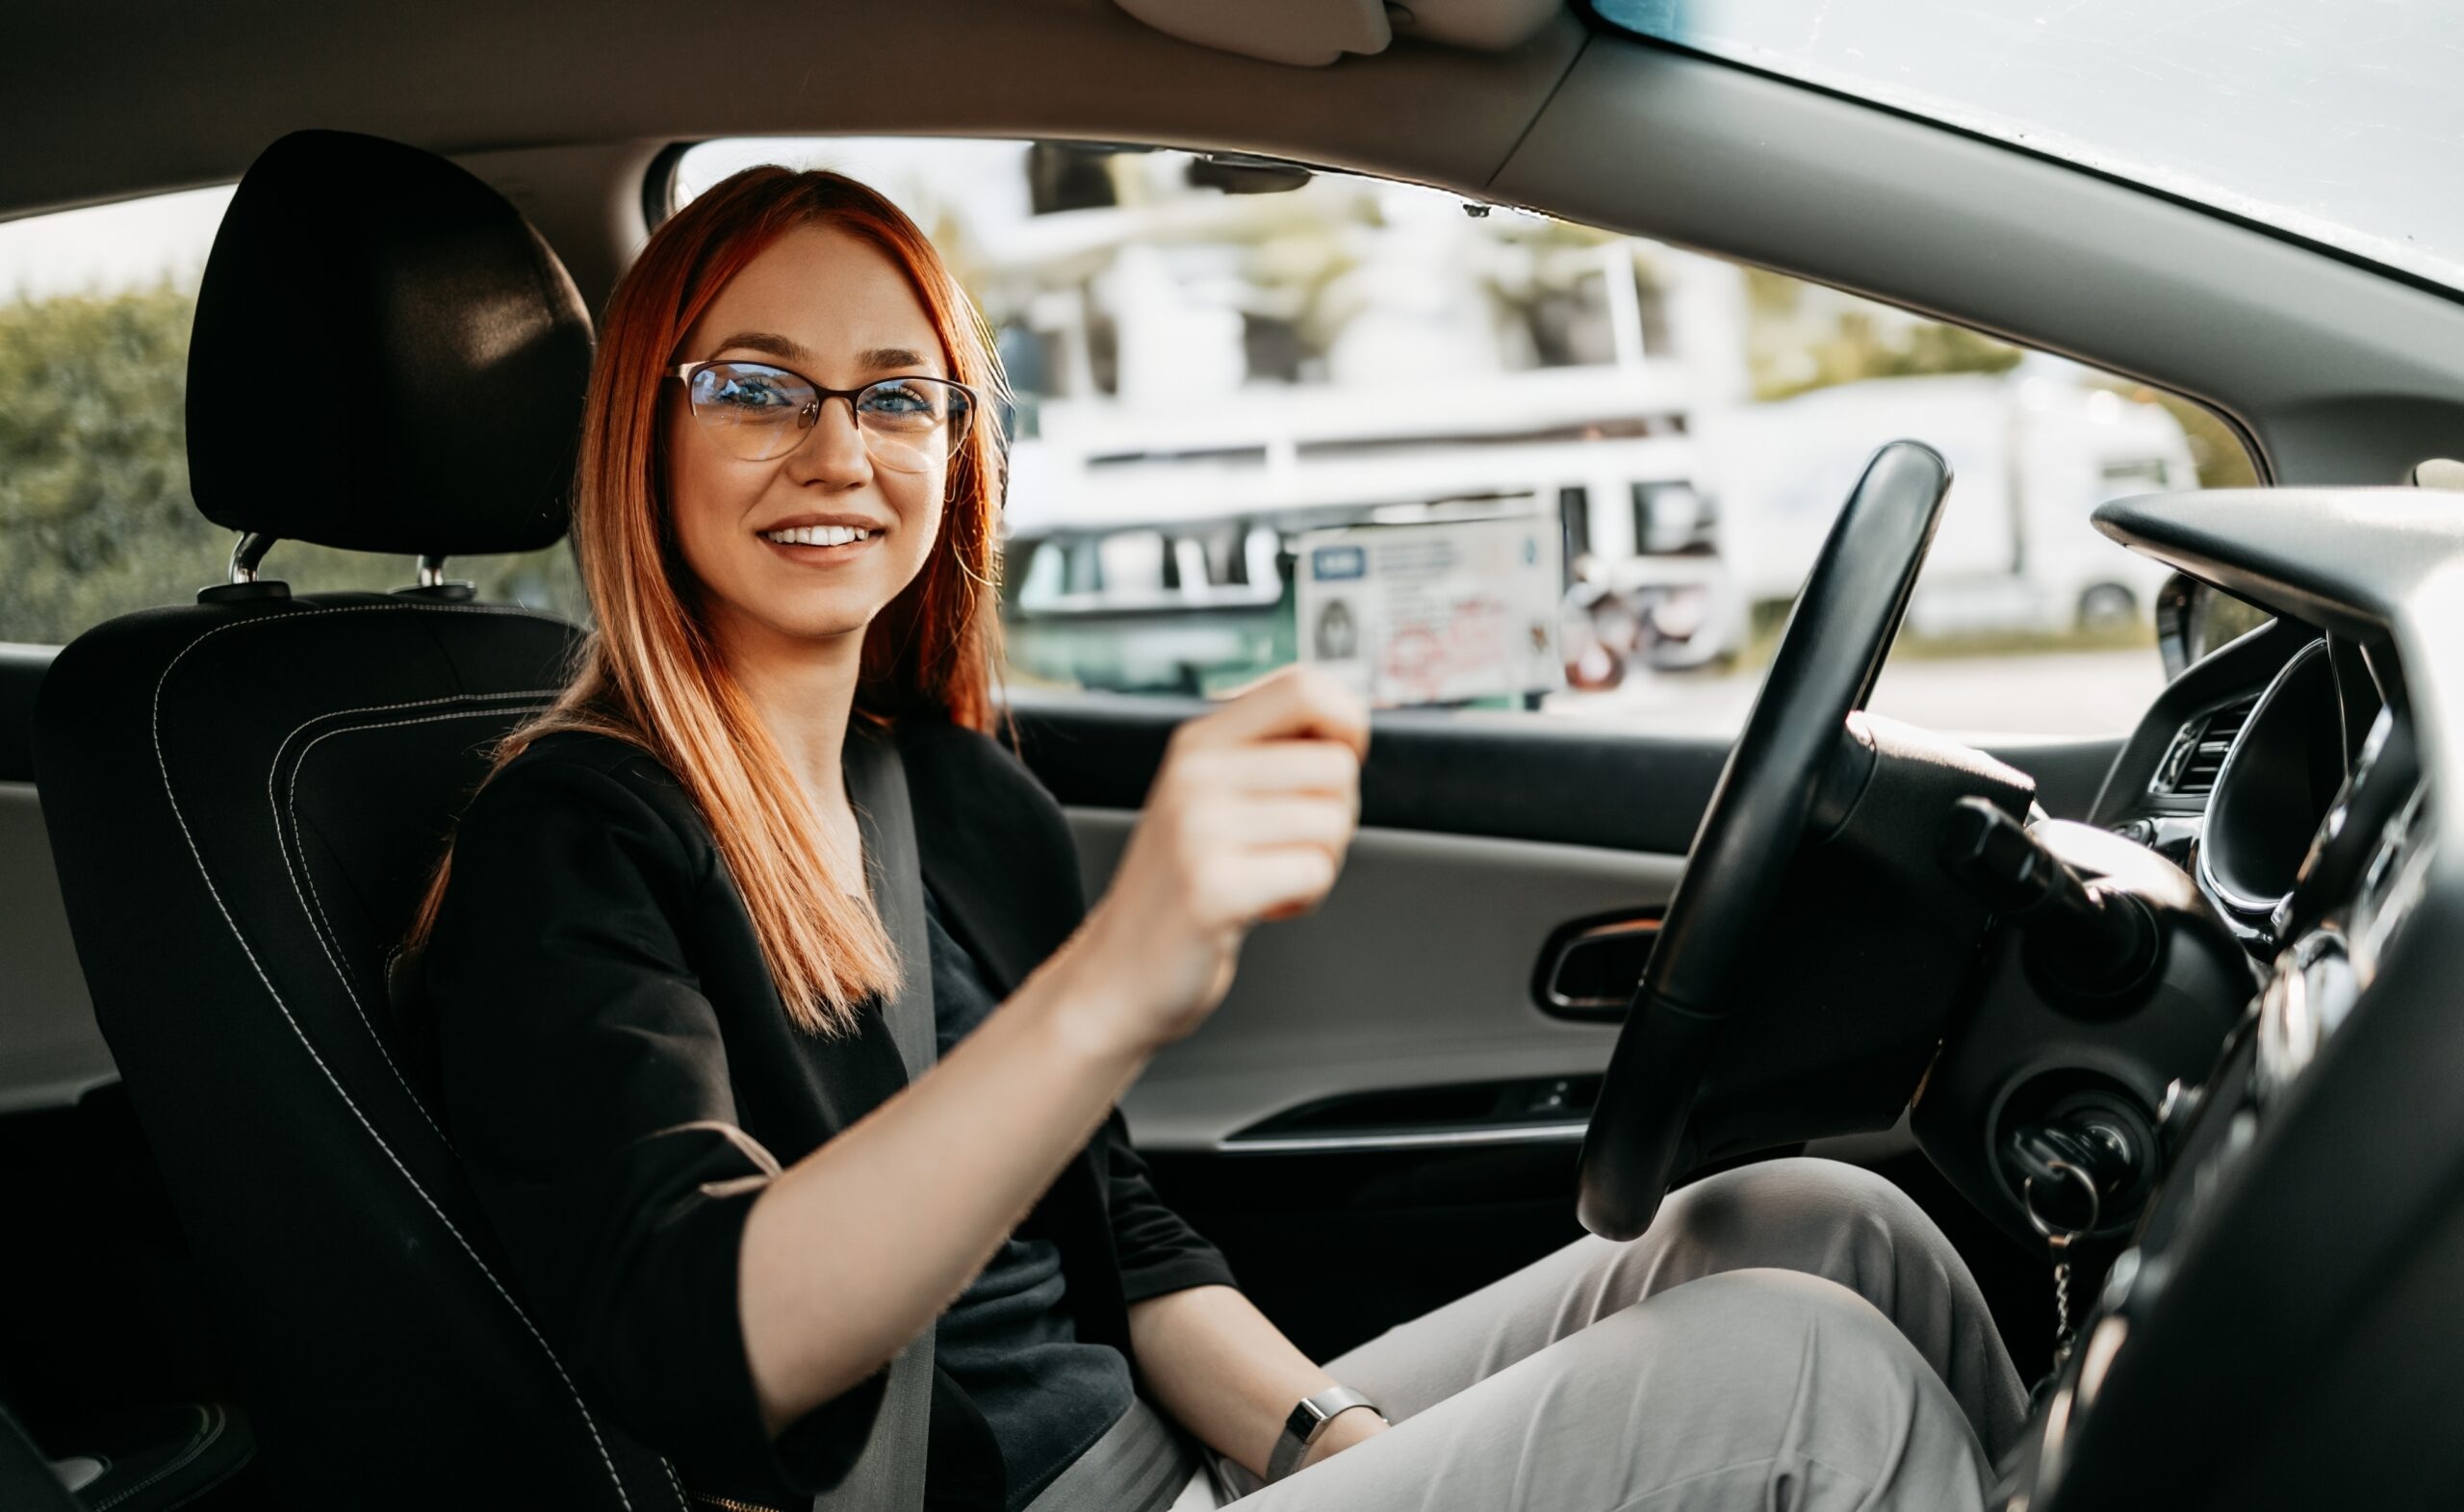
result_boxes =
[0,283,584,646]
[0,285,216,641]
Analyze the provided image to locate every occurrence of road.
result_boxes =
[1543,649,2168,741]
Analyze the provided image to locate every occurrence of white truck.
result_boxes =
[1693,372,2194,636]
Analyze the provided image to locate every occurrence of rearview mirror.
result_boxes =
[1185,152,1315,194]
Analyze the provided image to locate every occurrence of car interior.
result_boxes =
[4,3,2462,1509]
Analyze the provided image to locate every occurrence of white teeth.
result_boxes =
[760,525,872,547]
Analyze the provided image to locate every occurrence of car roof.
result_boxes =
[0,0,1583,223]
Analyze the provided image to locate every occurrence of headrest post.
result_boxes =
[227,531,277,584]
[415,553,449,588]
[198,529,290,603]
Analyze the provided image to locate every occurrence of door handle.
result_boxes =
[1535,914,1661,1019]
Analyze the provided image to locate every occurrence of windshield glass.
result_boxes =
[651,137,2258,738]
[1594,0,2464,294]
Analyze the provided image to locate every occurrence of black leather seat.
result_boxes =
[34,131,686,1507]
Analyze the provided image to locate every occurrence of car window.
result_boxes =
[1592,0,2464,295]
[0,187,588,648]
[679,138,2255,739]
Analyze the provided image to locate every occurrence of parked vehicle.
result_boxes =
[1699,371,2194,636]
[1004,409,1714,694]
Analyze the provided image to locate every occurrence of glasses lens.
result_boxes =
[857,378,973,474]
[686,361,814,461]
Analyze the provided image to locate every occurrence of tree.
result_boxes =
[0,283,584,646]
[1741,269,2022,401]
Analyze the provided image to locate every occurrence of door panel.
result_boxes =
[0,784,115,1115]
[1068,811,1680,1151]
[0,649,119,1115]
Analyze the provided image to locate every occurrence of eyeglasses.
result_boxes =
[666,358,980,473]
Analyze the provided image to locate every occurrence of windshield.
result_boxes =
[645,137,2259,737]
[1594,0,2464,294]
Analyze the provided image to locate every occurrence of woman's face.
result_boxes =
[664,223,954,658]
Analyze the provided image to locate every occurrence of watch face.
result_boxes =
[1271,1392,1380,1483]
[1292,1389,1372,1437]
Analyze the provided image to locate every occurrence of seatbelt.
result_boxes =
[815,722,936,1512]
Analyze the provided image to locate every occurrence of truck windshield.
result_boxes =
[1593,0,2464,295]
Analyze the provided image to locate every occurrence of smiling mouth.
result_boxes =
[757,525,884,564]
[759,524,877,548]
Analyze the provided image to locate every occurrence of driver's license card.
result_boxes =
[1295,513,1563,708]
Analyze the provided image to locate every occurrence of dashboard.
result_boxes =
[2126,613,2435,1102]
[1992,487,2462,1511]
[2188,634,2419,957]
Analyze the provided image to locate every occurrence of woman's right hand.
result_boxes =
[1061,666,1370,1054]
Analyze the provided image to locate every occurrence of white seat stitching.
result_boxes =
[269,687,560,1152]
[89,1402,219,1512]
[147,601,634,1507]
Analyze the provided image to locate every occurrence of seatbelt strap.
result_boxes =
[816,721,936,1512]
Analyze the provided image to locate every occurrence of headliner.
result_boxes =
[0,0,1589,222]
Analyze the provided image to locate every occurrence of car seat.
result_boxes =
[33,129,687,1508]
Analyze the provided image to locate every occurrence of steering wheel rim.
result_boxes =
[1577,440,1954,1240]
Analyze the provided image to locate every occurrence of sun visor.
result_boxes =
[1114,0,1560,65]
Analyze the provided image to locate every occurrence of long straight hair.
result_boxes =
[402,166,1009,1037]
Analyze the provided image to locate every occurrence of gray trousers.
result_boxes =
[1051,1157,2025,1512]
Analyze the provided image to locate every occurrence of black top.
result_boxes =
[403,716,1236,1510]
[923,885,1137,1510]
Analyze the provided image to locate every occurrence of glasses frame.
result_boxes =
[665,358,984,465]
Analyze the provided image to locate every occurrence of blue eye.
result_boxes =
[860,381,937,418]
[715,377,788,408]
[695,364,805,413]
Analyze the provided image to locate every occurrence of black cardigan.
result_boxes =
[399,715,1237,1508]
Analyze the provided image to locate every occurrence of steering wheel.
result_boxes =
[1578,441,1953,1240]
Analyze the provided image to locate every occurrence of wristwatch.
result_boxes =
[1265,1385,1384,1483]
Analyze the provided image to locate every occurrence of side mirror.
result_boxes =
[2154,572,2275,680]
[2154,574,2199,680]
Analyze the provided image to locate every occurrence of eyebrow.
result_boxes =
[708,329,813,363]
[707,331,940,375]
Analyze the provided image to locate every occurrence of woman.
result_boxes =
[397,166,2023,1512]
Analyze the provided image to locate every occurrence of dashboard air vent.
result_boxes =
[2152,695,2259,797]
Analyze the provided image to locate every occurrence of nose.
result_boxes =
[784,393,873,486]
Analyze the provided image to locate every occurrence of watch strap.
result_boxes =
[1265,1385,1382,1484]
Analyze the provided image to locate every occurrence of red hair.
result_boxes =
[405,166,1009,1036]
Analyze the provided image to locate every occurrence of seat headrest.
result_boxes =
[186,130,595,558]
